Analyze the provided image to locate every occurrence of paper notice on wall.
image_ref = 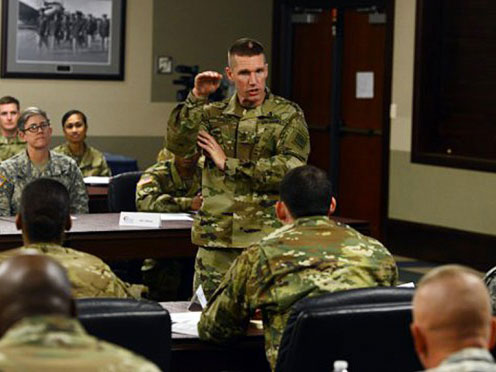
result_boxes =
[356,71,374,99]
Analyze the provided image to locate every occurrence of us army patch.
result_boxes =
[137,175,153,187]
[0,174,6,187]
[293,131,308,150]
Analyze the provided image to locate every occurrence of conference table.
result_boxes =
[0,213,370,260]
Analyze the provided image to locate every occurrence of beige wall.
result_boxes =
[151,0,273,102]
[389,0,496,236]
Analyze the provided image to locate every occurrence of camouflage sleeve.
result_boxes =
[135,172,194,213]
[198,247,261,343]
[484,267,496,315]
[68,162,89,214]
[166,91,207,157]
[0,169,14,217]
[224,110,310,192]
[69,256,146,299]
[100,157,112,177]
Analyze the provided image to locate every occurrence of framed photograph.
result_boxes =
[1,0,126,80]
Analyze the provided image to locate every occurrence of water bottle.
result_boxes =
[333,360,349,372]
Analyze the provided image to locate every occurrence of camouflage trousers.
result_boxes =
[193,247,243,301]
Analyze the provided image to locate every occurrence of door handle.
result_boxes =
[339,126,382,136]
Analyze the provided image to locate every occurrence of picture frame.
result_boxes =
[1,0,126,80]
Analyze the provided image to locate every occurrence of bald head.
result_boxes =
[0,255,73,337]
[411,265,495,368]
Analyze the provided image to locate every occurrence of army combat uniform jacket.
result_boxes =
[167,90,310,249]
[53,142,111,177]
[0,133,26,162]
[0,316,161,372]
[0,150,89,216]
[136,159,201,213]
[421,348,496,372]
[0,243,145,299]
[198,216,398,370]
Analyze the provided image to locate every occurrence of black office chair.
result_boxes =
[275,287,421,372]
[107,171,142,212]
[76,298,171,371]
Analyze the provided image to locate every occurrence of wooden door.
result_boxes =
[289,7,389,239]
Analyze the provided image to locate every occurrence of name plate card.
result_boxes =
[119,212,161,228]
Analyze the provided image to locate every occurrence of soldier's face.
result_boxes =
[226,54,268,108]
[20,114,52,150]
[63,113,87,145]
[0,103,20,134]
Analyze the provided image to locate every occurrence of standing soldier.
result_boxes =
[166,38,310,299]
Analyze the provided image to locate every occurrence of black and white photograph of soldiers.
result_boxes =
[16,0,112,64]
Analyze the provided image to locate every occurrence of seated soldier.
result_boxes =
[0,107,88,216]
[198,165,398,370]
[0,254,160,371]
[0,178,145,298]
[136,152,201,300]
[53,109,111,177]
[136,151,202,212]
[0,96,26,161]
[411,265,496,371]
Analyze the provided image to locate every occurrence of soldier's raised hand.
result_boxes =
[192,71,223,98]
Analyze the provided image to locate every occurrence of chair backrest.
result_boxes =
[275,287,421,372]
[76,298,171,371]
[107,171,142,212]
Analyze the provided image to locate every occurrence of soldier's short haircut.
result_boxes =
[280,165,333,218]
[17,107,49,131]
[0,96,20,111]
[21,178,70,243]
[228,38,265,66]
[61,109,87,128]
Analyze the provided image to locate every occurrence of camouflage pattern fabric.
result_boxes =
[0,150,89,216]
[0,315,161,372]
[136,159,201,213]
[422,348,496,372]
[198,216,398,370]
[0,243,145,299]
[53,142,111,177]
[136,158,201,300]
[193,247,243,300]
[166,89,310,249]
[484,267,496,315]
[0,133,26,162]
[155,147,174,163]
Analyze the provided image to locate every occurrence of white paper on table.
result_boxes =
[397,282,415,288]
[160,213,194,222]
[84,176,110,185]
[170,312,202,336]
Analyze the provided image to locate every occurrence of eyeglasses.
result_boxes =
[23,122,50,133]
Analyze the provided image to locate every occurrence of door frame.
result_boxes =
[271,0,395,240]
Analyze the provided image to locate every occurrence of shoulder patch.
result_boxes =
[0,174,7,187]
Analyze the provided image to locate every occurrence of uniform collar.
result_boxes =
[292,215,337,227]
[223,88,273,118]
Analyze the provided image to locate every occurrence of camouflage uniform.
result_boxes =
[53,142,111,177]
[136,159,201,300]
[136,159,201,213]
[0,243,145,299]
[198,216,398,370]
[0,151,89,216]
[0,315,161,372]
[483,267,496,314]
[167,89,310,298]
[0,133,26,162]
[155,147,174,163]
[422,348,496,372]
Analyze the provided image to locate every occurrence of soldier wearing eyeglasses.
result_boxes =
[0,107,88,216]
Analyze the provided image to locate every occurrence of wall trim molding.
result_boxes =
[386,219,496,271]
